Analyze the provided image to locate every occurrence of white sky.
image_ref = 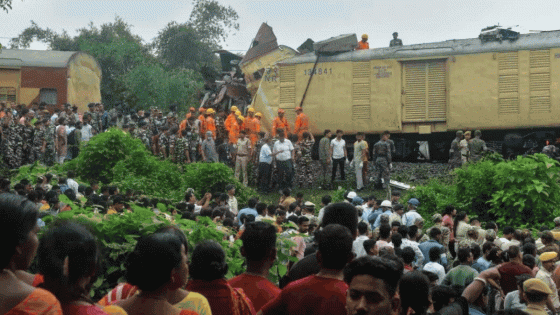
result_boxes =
[2,0,560,53]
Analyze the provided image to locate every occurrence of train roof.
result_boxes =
[281,30,560,64]
[0,49,88,69]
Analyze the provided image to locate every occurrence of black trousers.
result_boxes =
[258,162,272,192]
[277,159,293,190]
[332,157,345,181]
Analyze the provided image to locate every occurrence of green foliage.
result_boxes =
[0,0,14,12]
[182,163,253,203]
[406,153,560,228]
[187,0,240,46]
[119,63,203,110]
[67,129,147,183]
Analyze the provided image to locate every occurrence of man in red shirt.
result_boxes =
[259,224,354,315]
[344,256,403,315]
[229,222,280,312]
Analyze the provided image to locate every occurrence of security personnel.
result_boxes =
[198,107,207,137]
[205,108,216,139]
[272,109,290,138]
[390,32,403,47]
[357,34,369,50]
[449,130,463,168]
[225,105,238,132]
[244,107,259,145]
[373,131,392,189]
[469,130,488,162]
[293,106,309,141]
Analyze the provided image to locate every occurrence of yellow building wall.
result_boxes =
[19,88,40,105]
[0,69,21,104]
[67,53,102,113]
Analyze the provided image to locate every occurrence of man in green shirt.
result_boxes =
[353,132,369,191]
[442,247,479,291]
[318,129,332,186]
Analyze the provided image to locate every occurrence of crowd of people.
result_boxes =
[4,168,560,315]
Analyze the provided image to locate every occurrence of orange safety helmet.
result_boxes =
[278,109,285,114]
[189,107,195,112]
[295,107,303,111]
[199,107,206,112]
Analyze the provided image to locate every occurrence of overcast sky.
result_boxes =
[2,0,560,53]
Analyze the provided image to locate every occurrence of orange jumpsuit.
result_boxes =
[206,116,216,138]
[198,114,207,136]
[225,113,236,132]
[294,113,310,141]
[272,116,290,138]
[357,41,369,50]
[179,114,189,135]
[244,117,259,145]
[229,121,240,144]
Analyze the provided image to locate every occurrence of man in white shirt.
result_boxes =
[353,222,370,258]
[536,252,560,309]
[66,171,79,195]
[402,198,423,227]
[423,247,446,284]
[258,135,274,193]
[273,130,295,190]
[329,129,347,182]
[401,225,424,267]
[226,184,238,215]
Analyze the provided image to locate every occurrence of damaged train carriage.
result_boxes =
[251,31,560,161]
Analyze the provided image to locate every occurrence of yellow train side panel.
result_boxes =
[370,59,402,132]
[242,48,298,96]
[252,67,281,133]
[447,53,499,130]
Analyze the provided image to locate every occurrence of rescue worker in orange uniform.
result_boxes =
[272,109,290,138]
[179,107,196,136]
[293,106,310,141]
[357,34,369,50]
[254,112,262,133]
[205,108,216,139]
[225,105,238,132]
[229,115,243,145]
[244,107,259,145]
[198,107,207,136]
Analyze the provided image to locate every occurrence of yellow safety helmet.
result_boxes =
[231,106,238,112]
[362,34,368,39]
[255,112,263,117]
[235,110,242,116]
[247,107,255,113]
[237,116,245,122]
[206,108,215,114]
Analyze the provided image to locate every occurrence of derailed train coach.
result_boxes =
[251,31,560,161]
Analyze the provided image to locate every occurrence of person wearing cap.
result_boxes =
[234,130,252,186]
[225,106,238,132]
[469,130,488,162]
[244,107,259,145]
[255,112,263,122]
[523,278,554,315]
[388,204,404,225]
[198,107,207,137]
[352,132,369,191]
[402,198,422,227]
[272,109,290,138]
[372,200,393,229]
[449,130,464,168]
[372,131,391,189]
[357,34,369,50]
[293,107,309,142]
[536,252,560,310]
[460,131,472,165]
[215,108,227,142]
[302,201,316,219]
[201,130,218,163]
[551,217,560,241]
[205,108,216,139]
[295,131,315,189]
[389,32,403,47]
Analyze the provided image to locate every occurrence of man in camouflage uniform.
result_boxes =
[295,132,315,188]
[174,129,190,164]
[1,114,18,168]
[31,119,46,163]
[136,121,151,151]
[43,118,56,166]
[373,131,392,189]
[449,130,463,168]
[157,126,169,160]
[21,112,35,165]
[251,131,266,185]
[469,130,488,162]
[186,125,201,163]
[167,126,178,160]
[215,108,227,144]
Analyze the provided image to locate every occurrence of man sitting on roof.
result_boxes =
[357,34,369,50]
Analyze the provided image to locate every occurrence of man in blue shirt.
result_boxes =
[237,197,259,226]
[258,134,282,193]
[371,200,393,229]
[419,227,448,267]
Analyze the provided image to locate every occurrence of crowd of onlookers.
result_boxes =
[4,169,560,315]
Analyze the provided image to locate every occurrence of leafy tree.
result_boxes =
[154,0,239,71]
[1,0,14,12]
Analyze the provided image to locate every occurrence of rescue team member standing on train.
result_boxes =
[293,107,309,141]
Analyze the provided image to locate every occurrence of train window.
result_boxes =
[0,87,16,103]
[40,88,57,105]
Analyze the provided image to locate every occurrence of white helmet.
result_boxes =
[380,200,393,208]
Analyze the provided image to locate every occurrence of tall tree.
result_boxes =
[187,0,239,47]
